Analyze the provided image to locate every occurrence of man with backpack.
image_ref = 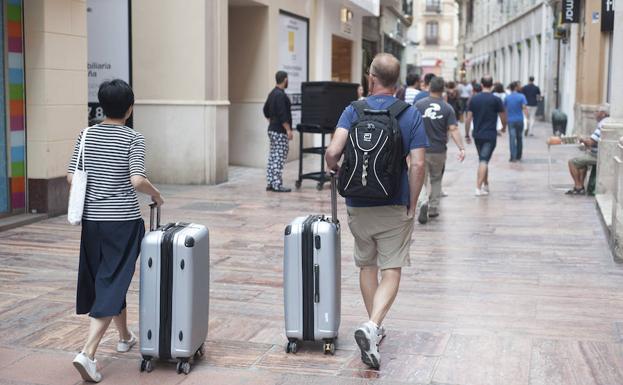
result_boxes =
[414,76,465,223]
[325,53,428,370]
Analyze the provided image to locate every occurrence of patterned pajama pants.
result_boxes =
[266,131,289,188]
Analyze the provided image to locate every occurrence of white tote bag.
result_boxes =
[67,128,90,225]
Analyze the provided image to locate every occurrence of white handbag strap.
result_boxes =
[74,127,91,173]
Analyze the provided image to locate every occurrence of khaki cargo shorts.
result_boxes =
[571,153,597,169]
[347,205,414,270]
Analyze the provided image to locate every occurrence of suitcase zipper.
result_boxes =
[302,216,317,341]
[159,224,186,360]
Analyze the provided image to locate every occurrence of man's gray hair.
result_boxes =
[370,53,400,88]
[598,103,610,115]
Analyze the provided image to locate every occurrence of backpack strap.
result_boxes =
[387,100,410,119]
[351,100,370,119]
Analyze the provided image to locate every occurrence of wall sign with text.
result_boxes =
[87,0,131,122]
[562,0,580,23]
[601,0,614,32]
[278,11,309,127]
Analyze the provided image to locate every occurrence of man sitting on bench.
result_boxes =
[566,104,609,195]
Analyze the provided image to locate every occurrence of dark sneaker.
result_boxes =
[266,185,273,191]
[428,210,439,218]
[418,202,429,224]
[272,186,292,193]
[354,322,380,369]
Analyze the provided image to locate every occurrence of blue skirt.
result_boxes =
[76,219,145,318]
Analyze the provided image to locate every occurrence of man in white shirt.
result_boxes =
[404,73,421,105]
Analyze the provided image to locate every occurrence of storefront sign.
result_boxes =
[278,11,309,127]
[562,0,580,23]
[601,0,614,32]
[87,0,131,121]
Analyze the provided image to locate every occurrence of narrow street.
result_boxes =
[0,121,621,385]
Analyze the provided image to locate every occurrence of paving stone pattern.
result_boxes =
[0,123,622,385]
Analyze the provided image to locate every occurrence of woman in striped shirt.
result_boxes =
[68,79,163,383]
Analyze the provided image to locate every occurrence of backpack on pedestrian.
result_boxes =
[338,99,409,200]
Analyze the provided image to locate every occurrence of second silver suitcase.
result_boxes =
[284,175,341,355]
[139,204,210,375]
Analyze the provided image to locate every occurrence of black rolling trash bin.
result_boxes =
[296,81,358,190]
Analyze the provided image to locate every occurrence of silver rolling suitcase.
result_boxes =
[284,174,341,355]
[139,204,210,375]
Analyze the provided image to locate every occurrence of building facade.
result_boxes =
[1,0,388,219]
[456,0,556,119]
[405,0,459,79]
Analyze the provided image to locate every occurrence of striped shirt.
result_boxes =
[590,121,603,155]
[68,124,146,221]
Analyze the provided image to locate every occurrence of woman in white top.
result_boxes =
[68,79,163,383]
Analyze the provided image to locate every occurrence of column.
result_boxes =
[601,0,623,258]
[132,0,229,185]
[24,0,88,215]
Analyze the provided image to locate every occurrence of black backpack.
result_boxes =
[338,99,410,200]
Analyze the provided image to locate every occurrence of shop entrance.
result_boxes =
[332,35,352,82]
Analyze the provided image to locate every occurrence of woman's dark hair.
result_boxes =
[98,79,134,119]
[493,82,504,93]
[473,83,483,93]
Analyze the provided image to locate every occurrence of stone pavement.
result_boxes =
[1,121,622,385]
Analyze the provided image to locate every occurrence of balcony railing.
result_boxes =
[426,36,439,45]
[426,5,441,13]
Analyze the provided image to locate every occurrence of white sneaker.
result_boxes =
[72,352,102,383]
[482,184,489,193]
[475,188,489,197]
[377,324,386,342]
[441,190,449,197]
[354,321,381,369]
[116,331,137,353]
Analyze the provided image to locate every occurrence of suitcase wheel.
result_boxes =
[324,341,335,355]
[295,180,302,189]
[286,340,299,354]
[176,360,191,375]
[194,343,206,360]
[316,182,324,191]
[140,358,154,373]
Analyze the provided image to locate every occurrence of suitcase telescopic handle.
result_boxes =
[149,202,161,231]
[330,171,338,224]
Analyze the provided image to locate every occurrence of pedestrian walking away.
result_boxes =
[458,79,473,121]
[504,81,528,162]
[413,73,436,104]
[566,104,609,195]
[465,76,507,196]
[404,72,421,105]
[326,53,428,370]
[521,76,541,136]
[414,76,466,223]
[263,70,294,192]
[67,79,164,383]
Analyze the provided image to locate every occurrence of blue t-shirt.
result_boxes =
[468,92,504,140]
[504,92,527,123]
[521,84,541,106]
[413,91,430,104]
[337,95,429,208]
